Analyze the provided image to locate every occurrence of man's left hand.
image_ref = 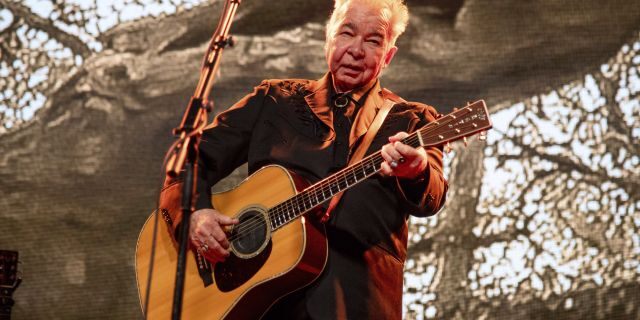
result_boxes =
[380,132,428,179]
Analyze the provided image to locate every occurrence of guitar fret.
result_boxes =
[339,170,348,189]
[355,167,363,180]
[278,203,289,226]
[347,170,355,185]
[304,196,311,210]
[317,188,325,203]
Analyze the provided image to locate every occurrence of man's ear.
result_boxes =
[383,46,398,68]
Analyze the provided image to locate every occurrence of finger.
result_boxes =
[201,249,228,264]
[380,145,395,164]
[386,143,403,162]
[394,142,420,158]
[207,240,229,259]
[195,226,212,240]
[388,132,409,143]
[211,233,230,250]
[210,224,230,249]
[380,161,393,176]
[380,149,399,172]
[190,236,203,249]
[215,213,239,226]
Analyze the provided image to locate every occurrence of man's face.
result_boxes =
[326,3,397,93]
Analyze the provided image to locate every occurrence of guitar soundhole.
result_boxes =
[230,208,270,258]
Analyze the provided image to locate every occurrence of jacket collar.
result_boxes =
[304,73,334,137]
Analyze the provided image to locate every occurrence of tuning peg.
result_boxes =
[444,142,452,153]
[477,131,487,142]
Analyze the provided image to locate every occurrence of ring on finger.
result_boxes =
[390,160,398,168]
[200,243,209,252]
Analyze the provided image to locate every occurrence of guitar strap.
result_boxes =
[320,93,400,223]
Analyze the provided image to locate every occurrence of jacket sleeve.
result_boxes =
[395,104,448,217]
[160,80,271,239]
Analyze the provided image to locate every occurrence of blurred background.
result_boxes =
[0,0,638,319]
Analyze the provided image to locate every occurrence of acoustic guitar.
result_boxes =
[135,100,492,319]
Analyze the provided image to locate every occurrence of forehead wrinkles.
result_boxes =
[339,7,390,39]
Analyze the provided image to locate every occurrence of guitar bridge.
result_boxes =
[196,252,214,287]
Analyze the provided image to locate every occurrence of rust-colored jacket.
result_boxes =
[163,74,448,319]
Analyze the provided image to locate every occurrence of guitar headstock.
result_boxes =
[419,100,492,148]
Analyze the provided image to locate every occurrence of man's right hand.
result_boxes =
[189,208,239,262]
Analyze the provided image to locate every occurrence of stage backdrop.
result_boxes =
[0,0,639,319]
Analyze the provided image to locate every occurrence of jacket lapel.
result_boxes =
[349,81,384,147]
[304,73,334,136]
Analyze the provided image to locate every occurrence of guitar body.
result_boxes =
[135,165,328,319]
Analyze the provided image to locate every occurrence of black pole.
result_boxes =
[159,1,242,319]
[171,160,195,319]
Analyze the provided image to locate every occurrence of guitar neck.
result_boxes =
[268,100,492,230]
[268,149,385,230]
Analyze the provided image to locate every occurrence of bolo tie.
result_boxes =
[333,93,353,109]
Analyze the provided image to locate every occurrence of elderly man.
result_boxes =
[186,0,447,318]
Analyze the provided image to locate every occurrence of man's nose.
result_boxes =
[348,39,365,58]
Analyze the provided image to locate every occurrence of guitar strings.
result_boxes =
[226,111,479,241]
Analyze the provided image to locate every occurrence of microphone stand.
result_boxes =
[164,1,242,319]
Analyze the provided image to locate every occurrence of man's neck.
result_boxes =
[332,78,378,105]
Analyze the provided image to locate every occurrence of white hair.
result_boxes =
[325,0,409,48]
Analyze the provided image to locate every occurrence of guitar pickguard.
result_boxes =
[214,241,272,292]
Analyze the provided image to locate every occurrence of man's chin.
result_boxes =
[334,76,363,92]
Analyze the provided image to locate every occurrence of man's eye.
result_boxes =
[367,39,381,45]
[340,30,353,36]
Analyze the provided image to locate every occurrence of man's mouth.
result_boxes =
[343,64,364,71]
